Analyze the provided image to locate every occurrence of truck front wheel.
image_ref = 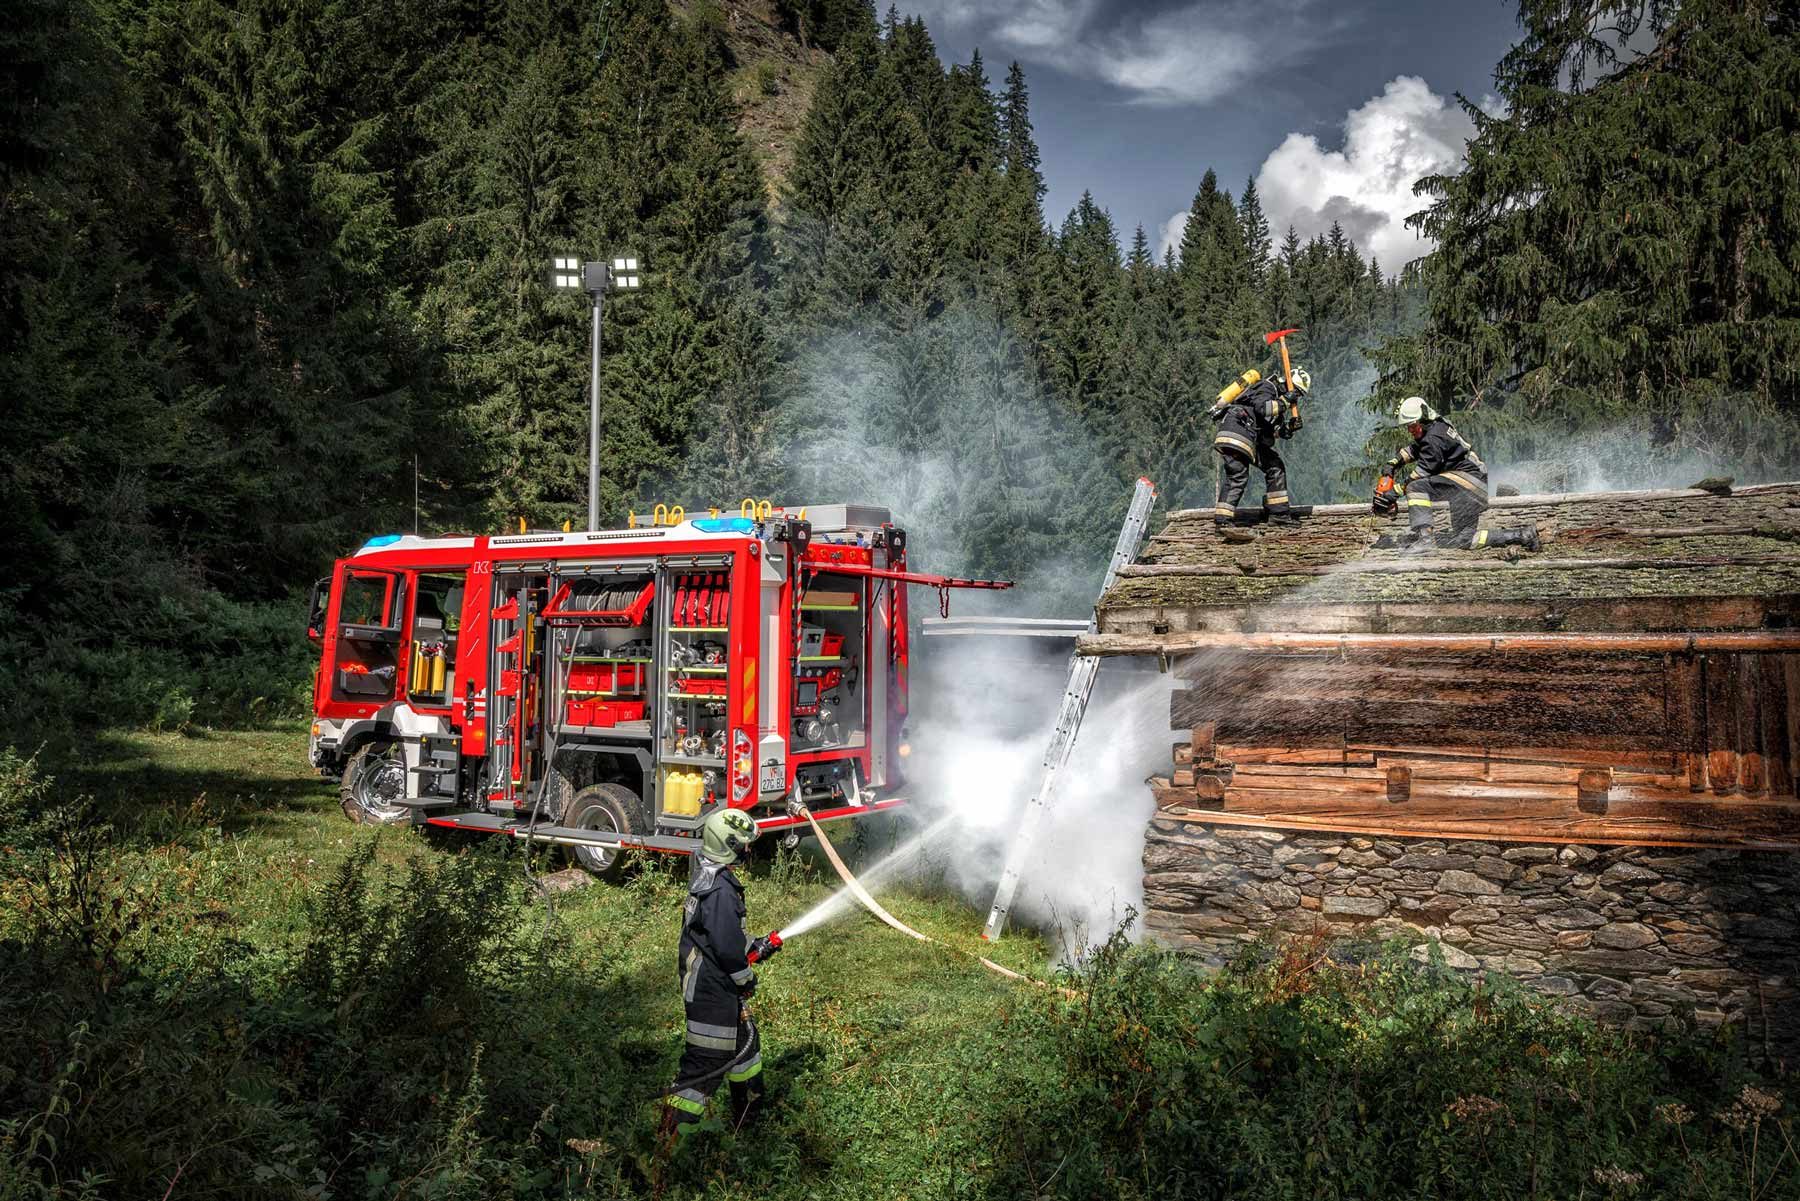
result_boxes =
[340,743,411,826]
[563,783,641,881]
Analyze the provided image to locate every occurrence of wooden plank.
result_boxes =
[1666,653,1708,792]
[1191,677,1662,712]
[1577,767,1613,815]
[1703,654,1740,793]
[1231,762,1387,781]
[1387,765,1411,802]
[1191,722,1216,763]
[1156,806,1800,851]
[1115,554,1800,580]
[1787,655,1800,796]
[1086,627,1800,658]
[1737,654,1765,795]
[1761,654,1791,797]
[1344,743,1681,772]
[1215,744,1360,766]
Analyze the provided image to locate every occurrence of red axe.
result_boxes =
[1264,327,1300,391]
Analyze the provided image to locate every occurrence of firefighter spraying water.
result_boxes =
[661,809,780,1145]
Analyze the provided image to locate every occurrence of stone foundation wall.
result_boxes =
[1143,818,1800,1046]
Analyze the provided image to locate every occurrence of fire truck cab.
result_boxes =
[307,505,1001,874]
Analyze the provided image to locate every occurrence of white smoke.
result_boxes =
[776,303,1165,963]
[904,645,1169,962]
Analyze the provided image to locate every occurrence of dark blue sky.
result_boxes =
[904,1,1525,267]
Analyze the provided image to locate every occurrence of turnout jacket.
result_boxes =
[679,859,755,991]
[1397,416,1488,490]
[1214,378,1295,465]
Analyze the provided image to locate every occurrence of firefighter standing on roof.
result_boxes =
[1213,367,1311,526]
[1378,397,1539,550]
[660,808,776,1144]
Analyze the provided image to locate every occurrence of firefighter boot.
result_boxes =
[728,1074,766,1130]
[1481,525,1541,552]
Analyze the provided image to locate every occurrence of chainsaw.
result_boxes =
[1371,473,1399,516]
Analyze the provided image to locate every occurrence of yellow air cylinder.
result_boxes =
[411,644,426,686]
[1215,368,1261,408]
[663,767,703,817]
[430,652,447,693]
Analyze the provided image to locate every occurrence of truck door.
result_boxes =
[322,566,407,716]
[406,571,468,713]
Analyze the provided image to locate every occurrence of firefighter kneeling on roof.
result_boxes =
[660,809,779,1145]
[1375,397,1540,551]
[1213,367,1310,526]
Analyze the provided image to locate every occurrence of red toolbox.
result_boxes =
[591,700,645,725]
[568,662,644,693]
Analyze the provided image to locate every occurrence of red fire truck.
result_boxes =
[305,505,1005,875]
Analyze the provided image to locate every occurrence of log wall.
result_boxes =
[1164,651,1800,812]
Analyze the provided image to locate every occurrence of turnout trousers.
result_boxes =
[1406,470,1490,548]
[666,948,764,1137]
[1213,445,1291,521]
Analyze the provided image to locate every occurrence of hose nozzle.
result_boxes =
[747,930,783,963]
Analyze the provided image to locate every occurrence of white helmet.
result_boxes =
[1288,366,1311,394]
[1396,396,1436,425]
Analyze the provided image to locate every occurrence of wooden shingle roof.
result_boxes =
[1092,483,1800,639]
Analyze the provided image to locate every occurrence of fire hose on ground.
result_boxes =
[795,806,1078,997]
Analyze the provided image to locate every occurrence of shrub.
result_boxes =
[980,930,1797,1200]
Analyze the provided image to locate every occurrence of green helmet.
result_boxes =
[701,808,758,865]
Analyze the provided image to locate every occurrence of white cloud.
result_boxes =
[1253,75,1481,271]
[906,1,1327,106]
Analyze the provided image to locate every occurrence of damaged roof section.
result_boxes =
[1089,483,1800,641]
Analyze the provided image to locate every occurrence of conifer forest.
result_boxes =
[2,2,1800,1198]
[4,0,1790,730]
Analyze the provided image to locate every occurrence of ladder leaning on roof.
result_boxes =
[982,477,1158,941]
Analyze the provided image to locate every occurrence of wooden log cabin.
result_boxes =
[1081,483,1800,1044]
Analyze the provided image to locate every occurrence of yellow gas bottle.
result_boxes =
[429,652,447,692]
[1215,368,1261,408]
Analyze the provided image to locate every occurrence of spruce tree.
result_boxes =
[1374,0,1800,478]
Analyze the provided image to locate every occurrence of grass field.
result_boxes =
[2,729,1795,1200]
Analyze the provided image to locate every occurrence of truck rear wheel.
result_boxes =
[563,783,641,881]
[340,742,411,826]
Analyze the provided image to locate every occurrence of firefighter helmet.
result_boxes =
[1396,396,1436,425]
[1288,366,1312,394]
[701,808,758,864]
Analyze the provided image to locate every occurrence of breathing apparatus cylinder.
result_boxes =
[1214,368,1261,410]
